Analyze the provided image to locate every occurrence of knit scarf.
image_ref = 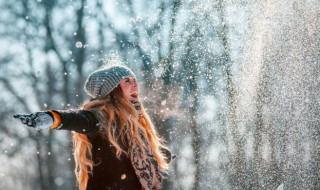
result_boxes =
[129,101,163,190]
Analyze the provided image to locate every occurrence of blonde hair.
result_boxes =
[73,86,169,190]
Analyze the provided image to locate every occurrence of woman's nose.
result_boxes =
[130,80,138,87]
[132,81,138,87]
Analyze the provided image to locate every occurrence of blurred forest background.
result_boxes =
[0,0,319,189]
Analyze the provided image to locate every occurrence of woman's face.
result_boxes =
[119,77,139,102]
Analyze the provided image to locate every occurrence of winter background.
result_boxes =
[0,0,319,189]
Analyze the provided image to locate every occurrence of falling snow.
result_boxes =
[0,0,319,189]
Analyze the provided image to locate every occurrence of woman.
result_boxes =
[14,64,172,190]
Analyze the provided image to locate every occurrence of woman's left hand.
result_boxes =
[13,112,54,130]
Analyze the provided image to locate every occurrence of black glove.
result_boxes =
[131,100,142,114]
[162,147,177,164]
[13,112,53,130]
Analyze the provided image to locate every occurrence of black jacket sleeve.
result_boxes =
[51,109,104,135]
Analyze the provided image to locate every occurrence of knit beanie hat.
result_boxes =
[84,65,136,98]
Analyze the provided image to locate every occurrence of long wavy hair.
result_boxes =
[73,86,169,190]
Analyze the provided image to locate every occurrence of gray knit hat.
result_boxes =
[84,65,136,98]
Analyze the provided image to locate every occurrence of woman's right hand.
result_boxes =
[13,112,53,130]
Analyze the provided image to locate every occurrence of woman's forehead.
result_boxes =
[123,76,136,80]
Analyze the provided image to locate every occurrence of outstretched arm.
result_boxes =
[14,109,104,135]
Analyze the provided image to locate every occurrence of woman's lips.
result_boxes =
[130,92,139,98]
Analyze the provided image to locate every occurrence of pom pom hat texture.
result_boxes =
[84,65,136,98]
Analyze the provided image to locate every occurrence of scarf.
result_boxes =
[129,101,163,190]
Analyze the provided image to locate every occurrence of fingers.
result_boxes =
[27,117,34,126]
[13,114,29,119]
[13,114,27,124]
[13,114,35,127]
[13,114,20,119]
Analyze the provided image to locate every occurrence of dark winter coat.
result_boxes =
[53,109,142,190]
